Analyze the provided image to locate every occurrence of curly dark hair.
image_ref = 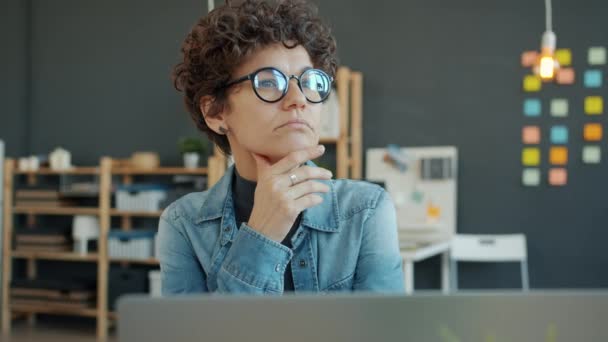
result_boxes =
[172,0,338,156]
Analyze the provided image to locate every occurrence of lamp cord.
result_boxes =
[545,0,552,31]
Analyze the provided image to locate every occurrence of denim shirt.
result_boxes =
[158,160,405,295]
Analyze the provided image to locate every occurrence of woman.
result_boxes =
[159,0,404,294]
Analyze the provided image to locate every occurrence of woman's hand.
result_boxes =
[247,145,333,242]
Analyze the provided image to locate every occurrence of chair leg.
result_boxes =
[521,260,530,291]
[450,261,458,292]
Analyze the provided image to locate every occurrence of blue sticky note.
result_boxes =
[551,125,568,144]
[584,70,603,88]
[523,98,541,117]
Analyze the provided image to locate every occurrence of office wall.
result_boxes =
[0,0,29,157]
[28,0,202,165]
[318,0,608,288]
[3,0,608,288]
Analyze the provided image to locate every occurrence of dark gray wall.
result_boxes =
[0,0,29,157]
[318,0,608,289]
[29,0,202,165]
[2,0,608,289]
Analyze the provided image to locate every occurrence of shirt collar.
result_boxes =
[196,160,340,233]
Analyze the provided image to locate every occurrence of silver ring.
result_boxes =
[289,174,298,186]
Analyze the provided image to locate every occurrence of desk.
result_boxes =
[400,240,451,294]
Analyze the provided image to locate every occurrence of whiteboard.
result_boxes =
[366,146,458,244]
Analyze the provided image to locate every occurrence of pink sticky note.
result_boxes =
[549,168,567,186]
[522,126,541,144]
[521,51,538,67]
[556,68,575,85]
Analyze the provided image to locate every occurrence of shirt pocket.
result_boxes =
[323,273,355,292]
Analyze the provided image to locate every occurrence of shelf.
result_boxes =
[13,206,99,216]
[319,137,338,144]
[110,258,159,265]
[14,167,99,175]
[110,209,163,217]
[12,251,99,262]
[112,167,208,175]
[12,303,98,318]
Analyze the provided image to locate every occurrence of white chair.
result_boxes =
[449,234,529,291]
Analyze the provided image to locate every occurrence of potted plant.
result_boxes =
[178,137,207,169]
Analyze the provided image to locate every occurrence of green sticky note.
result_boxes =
[522,168,541,186]
[588,47,606,65]
[550,98,568,117]
[582,146,601,164]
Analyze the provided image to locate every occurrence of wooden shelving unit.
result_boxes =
[1,158,208,340]
[12,251,99,262]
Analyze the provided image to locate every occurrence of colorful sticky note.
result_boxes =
[584,70,603,88]
[523,75,541,92]
[550,147,568,165]
[523,126,541,144]
[549,168,567,186]
[555,49,572,66]
[522,168,541,186]
[588,47,606,65]
[522,148,540,166]
[582,146,601,164]
[585,96,603,115]
[550,98,568,117]
[521,51,539,67]
[556,68,575,85]
[550,126,568,144]
[584,123,603,141]
[523,98,541,117]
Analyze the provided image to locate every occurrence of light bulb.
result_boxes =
[539,53,555,79]
[537,31,559,80]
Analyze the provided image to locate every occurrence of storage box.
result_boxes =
[115,184,168,212]
[108,230,155,260]
[149,270,161,297]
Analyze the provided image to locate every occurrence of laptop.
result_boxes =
[118,291,608,342]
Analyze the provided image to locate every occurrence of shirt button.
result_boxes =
[223,226,230,232]
[275,264,281,272]
[299,259,307,268]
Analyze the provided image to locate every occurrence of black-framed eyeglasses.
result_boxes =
[223,67,333,104]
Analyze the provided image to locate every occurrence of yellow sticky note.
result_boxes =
[555,49,572,66]
[550,147,568,165]
[522,148,540,166]
[523,75,541,92]
[585,96,603,115]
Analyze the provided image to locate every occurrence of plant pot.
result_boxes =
[183,152,200,169]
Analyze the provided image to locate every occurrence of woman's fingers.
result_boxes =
[271,145,325,175]
[287,180,330,200]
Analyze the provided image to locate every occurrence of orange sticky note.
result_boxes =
[555,49,572,66]
[549,168,567,186]
[521,51,538,67]
[585,96,603,115]
[523,75,542,92]
[550,147,568,165]
[584,123,603,141]
[556,68,575,85]
[522,148,540,166]
[522,126,541,144]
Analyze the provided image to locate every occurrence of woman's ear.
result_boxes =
[200,95,227,135]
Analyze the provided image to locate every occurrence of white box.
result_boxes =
[116,185,167,212]
[108,230,155,260]
[149,270,161,297]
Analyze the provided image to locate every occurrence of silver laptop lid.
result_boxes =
[118,291,608,342]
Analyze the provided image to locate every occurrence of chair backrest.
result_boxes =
[451,234,527,262]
